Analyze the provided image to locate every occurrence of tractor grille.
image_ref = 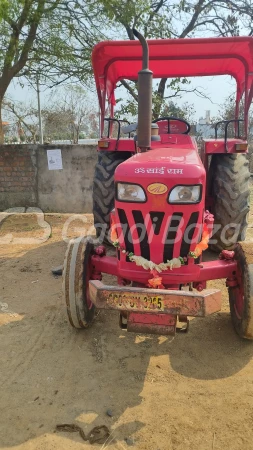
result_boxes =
[132,210,150,260]
[150,212,165,235]
[117,208,134,262]
[163,213,183,261]
[180,211,199,257]
[117,208,200,262]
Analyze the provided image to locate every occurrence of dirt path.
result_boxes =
[1,214,253,450]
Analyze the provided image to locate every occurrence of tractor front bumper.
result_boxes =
[89,280,221,318]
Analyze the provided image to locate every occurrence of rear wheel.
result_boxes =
[92,151,131,244]
[229,243,253,339]
[209,154,250,252]
[63,236,95,328]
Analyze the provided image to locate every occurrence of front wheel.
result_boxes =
[62,236,95,328]
[229,243,253,339]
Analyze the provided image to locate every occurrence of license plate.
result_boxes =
[106,293,164,311]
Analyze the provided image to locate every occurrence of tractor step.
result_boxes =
[127,312,177,335]
[119,312,189,335]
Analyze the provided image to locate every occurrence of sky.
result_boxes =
[175,75,236,121]
[6,73,236,124]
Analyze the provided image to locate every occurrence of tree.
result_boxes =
[116,77,204,120]
[212,96,253,139]
[2,1,253,145]
[43,86,99,143]
[0,0,103,143]
[0,1,54,142]
[3,86,99,143]
[162,101,195,123]
[115,94,195,123]
[2,97,39,143]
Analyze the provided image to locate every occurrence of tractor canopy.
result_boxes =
[92,36,253,126]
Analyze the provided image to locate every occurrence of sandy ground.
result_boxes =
[1,211,253,450]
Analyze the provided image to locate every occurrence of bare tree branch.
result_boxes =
[119,80,138,102]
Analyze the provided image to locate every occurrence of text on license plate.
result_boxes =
[106,293,164,311]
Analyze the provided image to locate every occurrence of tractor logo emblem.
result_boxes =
[147,183,168,195]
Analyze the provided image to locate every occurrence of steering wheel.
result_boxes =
[153,116,191,135]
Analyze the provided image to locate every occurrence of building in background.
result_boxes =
[196,110,215,138]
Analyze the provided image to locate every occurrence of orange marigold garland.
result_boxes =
[192,223,209,257]
[148,277,164,289]
[110,210,119,244]
[191,210,214,258]
[148,270,165,289]
[110,226,118,244]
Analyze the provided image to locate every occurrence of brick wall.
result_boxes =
[0,145,37,210]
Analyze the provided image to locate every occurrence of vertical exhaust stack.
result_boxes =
[133,29,153,152]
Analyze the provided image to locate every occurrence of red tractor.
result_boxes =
[63,31,253,339]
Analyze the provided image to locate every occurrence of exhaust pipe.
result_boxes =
[133,29,153,152]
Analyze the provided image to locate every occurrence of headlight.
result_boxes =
[117,183,146,202]
[168,185,201,204]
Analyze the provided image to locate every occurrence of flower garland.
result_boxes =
[129,254,184,272]
[113,238,185,289]
[111,238,185,288]
[191,223,210,258]
[111,225,210,268]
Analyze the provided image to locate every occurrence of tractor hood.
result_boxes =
[114,145,206,264]
[115,146,205,186]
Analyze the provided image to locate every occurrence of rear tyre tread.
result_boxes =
[229,243,253,340]
[209,154,250,252]
[93,151,131,243]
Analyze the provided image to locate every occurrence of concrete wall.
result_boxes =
[37,144,97,213]
[0,144,97,213]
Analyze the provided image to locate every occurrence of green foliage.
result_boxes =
[161,101,195,122]
[0,0,106,95]
[95,0,172,38]
[115,78,194,122]
[212,95,253,139]
[115,94,138,120]
[1,0,253,142]
[0,0,107,142]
